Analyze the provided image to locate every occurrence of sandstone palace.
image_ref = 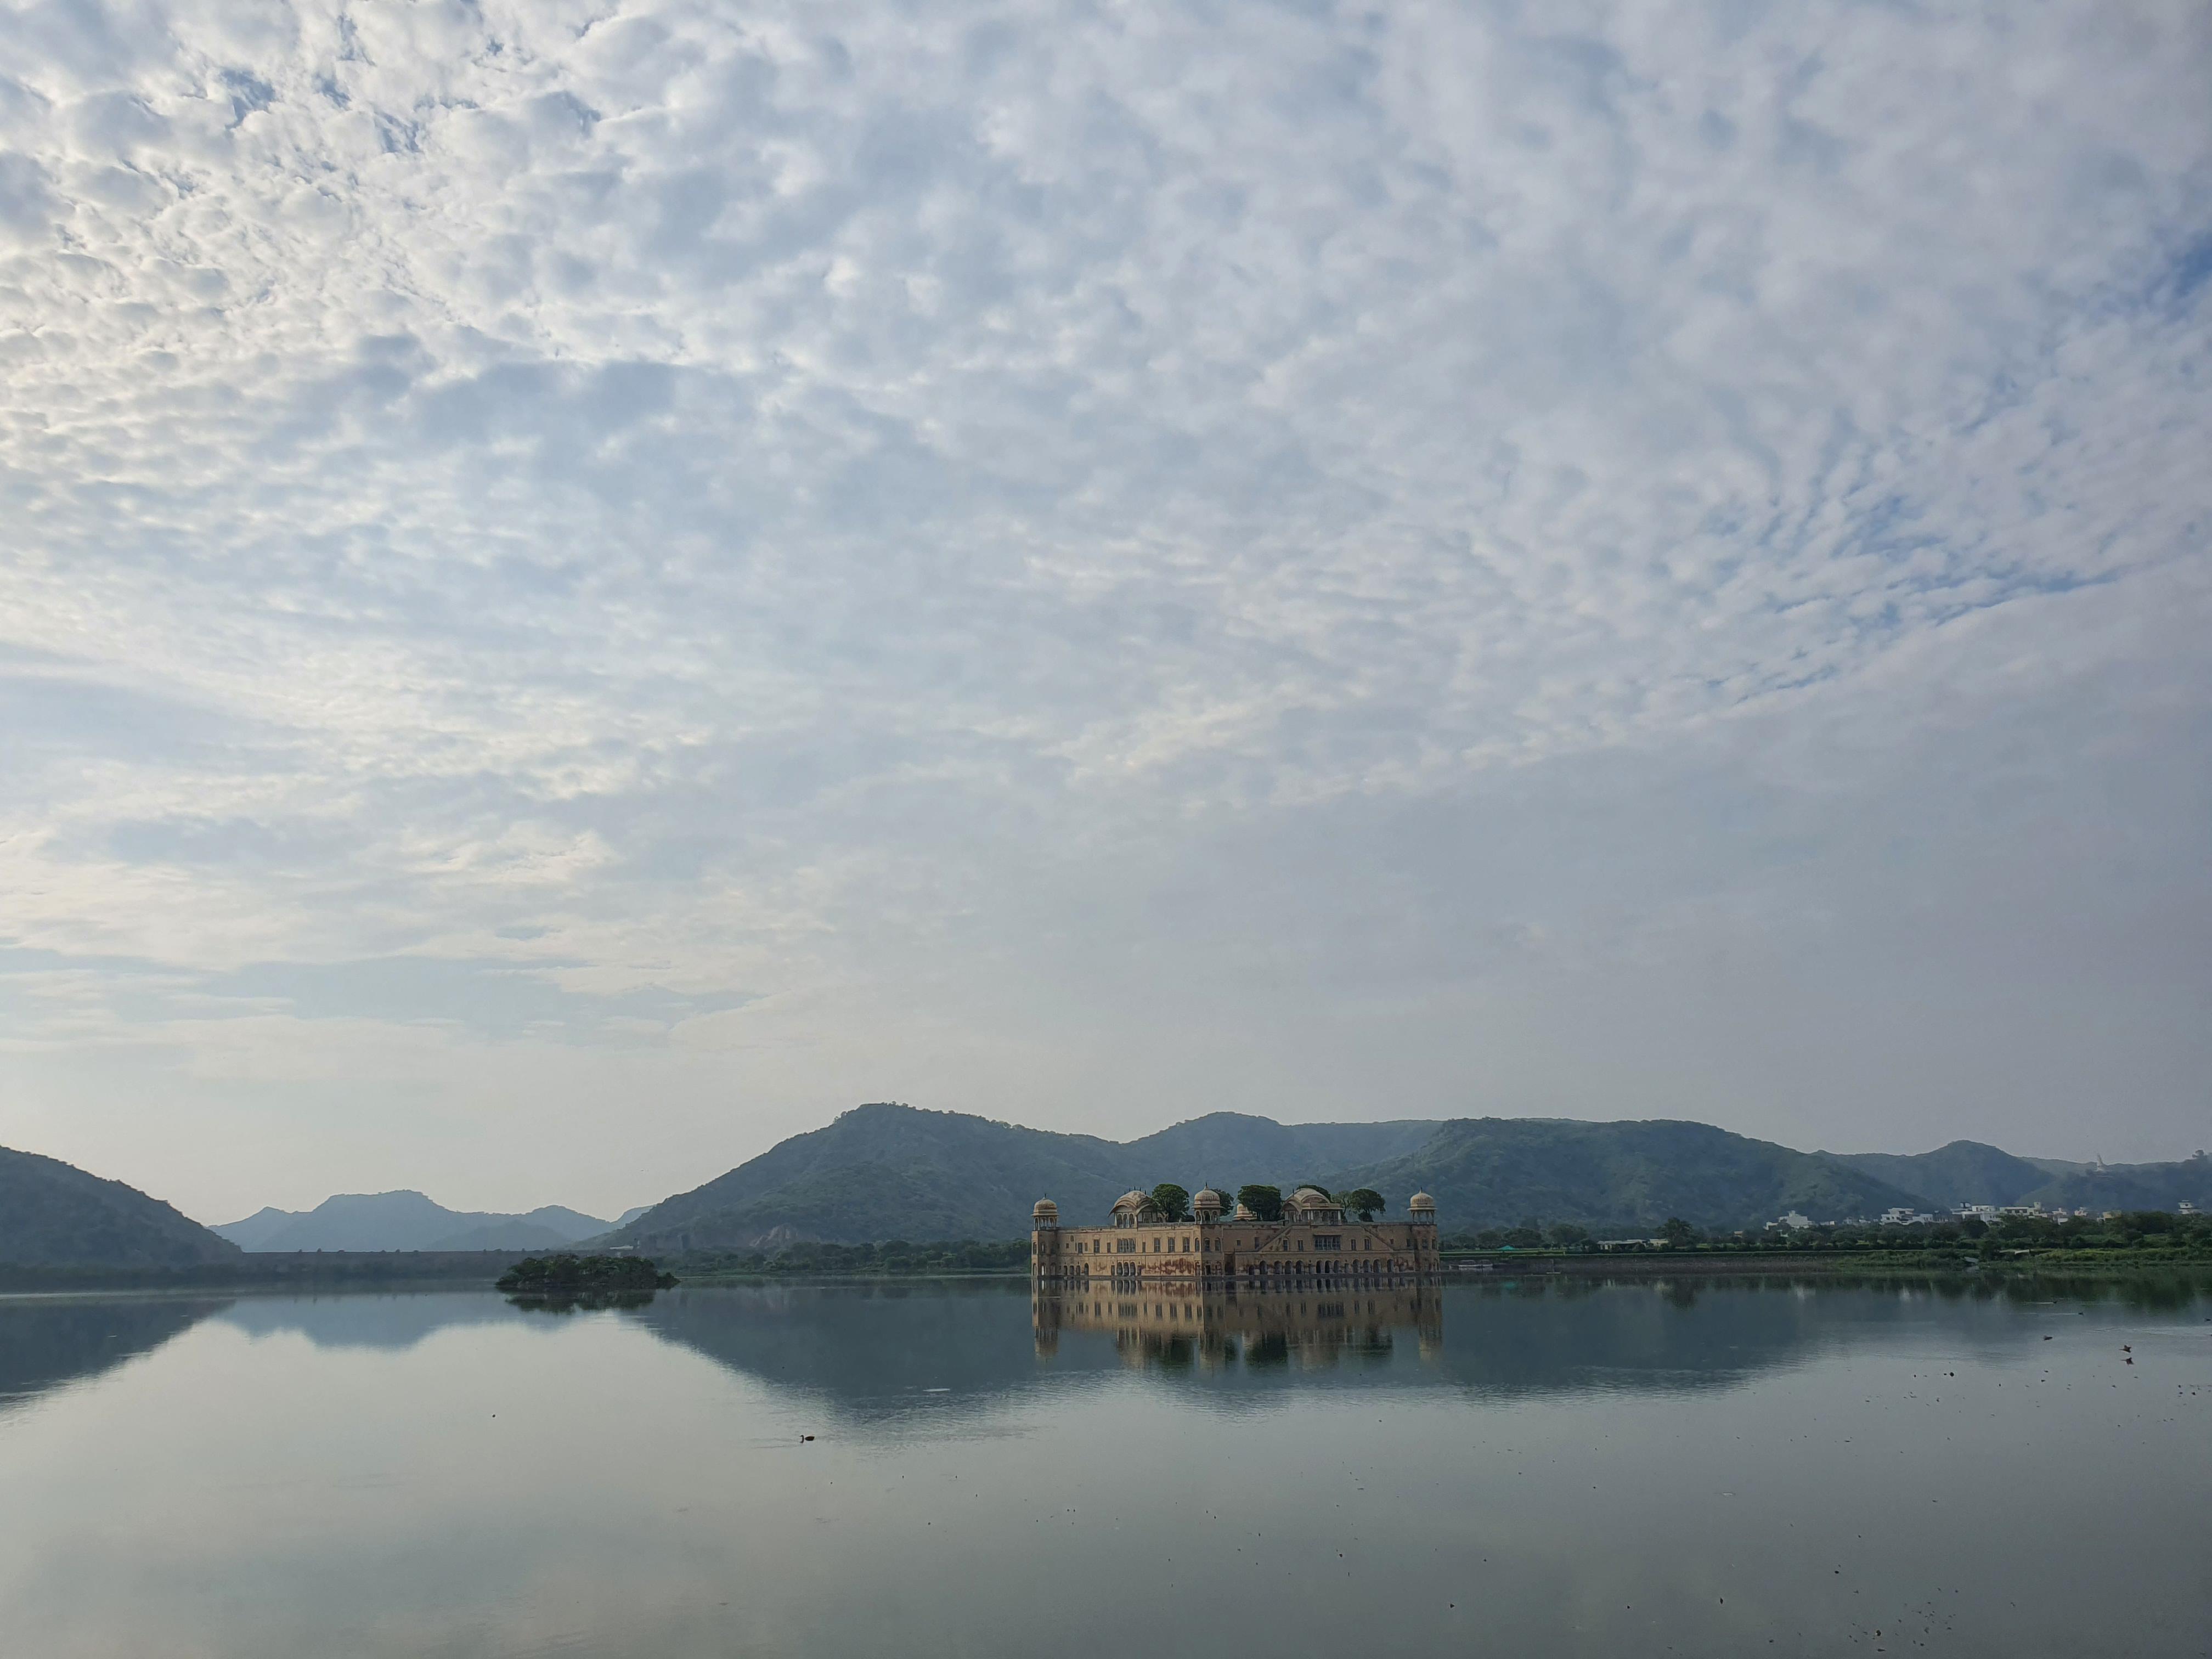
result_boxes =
[1031,1186,1439,1284]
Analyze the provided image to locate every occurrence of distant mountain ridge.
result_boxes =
[1,1147,241,1269]
[214,1192,613,1254]
[612,1103,2212,1252]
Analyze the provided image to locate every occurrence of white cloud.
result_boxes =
[1,0,2207,1215]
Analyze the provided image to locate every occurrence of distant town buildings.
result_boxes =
[1762,1199,2197,1234]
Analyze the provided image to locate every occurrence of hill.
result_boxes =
[617,1105,1134,1253]
[613,1104,1443,1253]
[2013,1155,2210,1215]
[1125,1113,1441,1184]
[0,1147,243,1269]
[1822,1142,2053,1210]
[611,1103,1961,1250]
[213,1193,613,1253]
[1337,1118,1926,1235]
[1826,1143,2211,1214]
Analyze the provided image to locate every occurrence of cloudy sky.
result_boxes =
[2,0,2207,1224]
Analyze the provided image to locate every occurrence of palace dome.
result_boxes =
[1032,1198,1059,1219]
[1292,1186,1330,1203]
[1111,1190,1150,1212]
[1409,1192,1436,1210]
[1193,1188,1224,1210]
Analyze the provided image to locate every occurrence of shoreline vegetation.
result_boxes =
[5,1214,2205,1294]
[672,1240,1031,1281]
[1437,1207,2212,1271]
[1446,1251,2212,1281]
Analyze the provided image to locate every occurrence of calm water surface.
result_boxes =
[1,1276,2207,1658]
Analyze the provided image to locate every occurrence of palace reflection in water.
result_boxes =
[1033,1283,1441,1369]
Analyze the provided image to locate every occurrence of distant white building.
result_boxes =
[2179,1201,2198,1216]
[1767,1211,1814,1232]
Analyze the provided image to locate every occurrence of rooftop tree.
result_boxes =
[1236,1184,1283,1222]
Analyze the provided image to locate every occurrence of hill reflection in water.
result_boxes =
[0,1296,233,1416]
[625,1271,2212,1426]
[3,1273,2207,1657]
[1,1272,2203,1426]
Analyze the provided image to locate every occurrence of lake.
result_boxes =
[2,1275,2207,1657]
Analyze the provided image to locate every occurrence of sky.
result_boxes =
[2,0,2208,1226]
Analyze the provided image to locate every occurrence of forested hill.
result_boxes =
[0,1146,242,1269]
[614,1104,1444,1253]
[608,1103,2198,1251]
[1333,1119,1927,1238]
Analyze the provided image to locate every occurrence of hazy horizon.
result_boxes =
[4,0,2208,1224]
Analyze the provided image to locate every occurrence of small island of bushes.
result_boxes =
[496,1254,676,1294]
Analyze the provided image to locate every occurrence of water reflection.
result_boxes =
[2,1270,2204,1424]
[629,1280,1052,1429]
[1,1273,2205,1659]
[506,1290,661,1314]
[0,1296,231,1414]
[1035,1283,1441,1370]
[216,1289,529,1351]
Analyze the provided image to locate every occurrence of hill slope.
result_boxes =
[614,1104,1450,1252]
[1826,1143,2212,1215]
[0,1147,243,1269]
[2016,1156,2210,1215]
[611,1104,1959,1250]
[213,1193,612,1252]
[1824,1142,2053,1210]
[618,1105,1135,1252]
[1123,1113,1441,1188]
[1337,1118,1927,1235]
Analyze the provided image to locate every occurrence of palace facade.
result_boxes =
[1030,1185,1440,1285]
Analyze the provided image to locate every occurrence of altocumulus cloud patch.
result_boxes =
[0,0,2207,1207]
